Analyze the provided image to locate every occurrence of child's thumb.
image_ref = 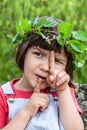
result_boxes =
[34,79,42,93]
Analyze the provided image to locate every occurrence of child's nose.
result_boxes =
[39,60,49,72]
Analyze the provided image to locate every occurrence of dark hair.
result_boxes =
[15,17,74,87]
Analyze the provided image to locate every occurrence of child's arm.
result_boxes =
[0,109,31,130]
[57,86,84,130]
[47,51,84,130]
[0,80,49,130]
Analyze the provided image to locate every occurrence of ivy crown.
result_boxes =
[13,17,87,68]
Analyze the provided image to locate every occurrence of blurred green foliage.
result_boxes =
[0,0,87,83]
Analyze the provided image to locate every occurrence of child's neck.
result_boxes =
[14,77,33,92]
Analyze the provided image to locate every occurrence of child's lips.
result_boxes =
[36,74,47,82]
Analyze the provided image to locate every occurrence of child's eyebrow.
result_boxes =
[33,47,48,55]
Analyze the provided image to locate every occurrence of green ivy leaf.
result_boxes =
[12,33,22,43]
[67,40,85,53]
[58,22,72,38]
[43,20,57,27]
[16,21,24,36]
[30,17,38,27]
[21,19,31,32]
[72,31,87,41]
[36,19,56,29]
[56,34,64,46]
[16,19,31,36]
[74,60,85,67]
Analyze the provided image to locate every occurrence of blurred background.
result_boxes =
[0,0,87,83]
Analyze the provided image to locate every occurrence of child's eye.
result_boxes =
[55,59,64,65]
[33,52,42,57]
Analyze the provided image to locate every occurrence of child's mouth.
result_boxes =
[36,74,46,82]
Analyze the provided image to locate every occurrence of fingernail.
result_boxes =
[49,75,54,81]
[56,82,59,86]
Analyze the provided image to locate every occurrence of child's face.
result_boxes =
[23,46,67,91]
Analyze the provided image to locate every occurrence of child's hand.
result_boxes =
[24,79,49,118]
[47,51,70,92]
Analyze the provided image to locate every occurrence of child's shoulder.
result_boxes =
[0,79,18,100]
[0,83,9,111]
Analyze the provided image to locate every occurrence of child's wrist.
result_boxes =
[22,108,32,119]
[56,85,70,95]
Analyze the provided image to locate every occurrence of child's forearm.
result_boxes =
[57,86,84,130]
[1,109,31,130]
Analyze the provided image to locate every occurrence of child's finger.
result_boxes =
[34,79,42,93]
[49,51,55,74]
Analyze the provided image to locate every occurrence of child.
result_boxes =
[0,16,84,130]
